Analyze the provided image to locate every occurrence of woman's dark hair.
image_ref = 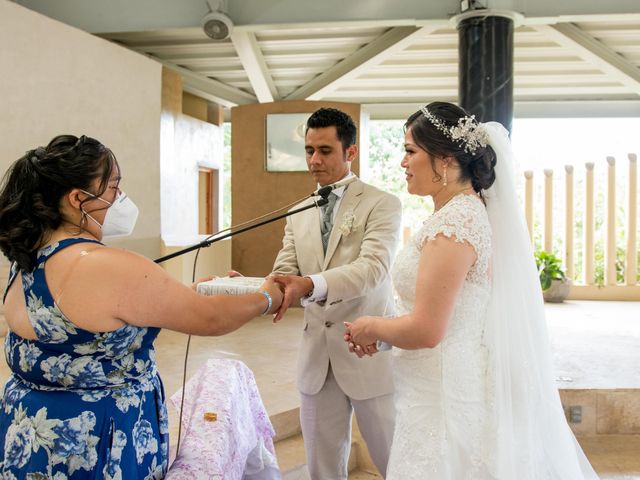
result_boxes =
[306,107,357,151]
[0,135,117,271]
[405,101,497,194]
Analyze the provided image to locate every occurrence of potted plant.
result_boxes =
[534,250,572,303]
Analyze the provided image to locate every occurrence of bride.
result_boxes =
[344,102,599,479]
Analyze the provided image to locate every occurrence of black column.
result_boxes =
[458,13,514,134]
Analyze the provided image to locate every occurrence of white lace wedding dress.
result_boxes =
[387,193,495,479]
[386,185,599,479]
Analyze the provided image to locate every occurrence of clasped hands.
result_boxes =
[344,316,380,358]
[192,271,285,317]
[194,272,308,321]
[267,274,382,357]
[270,274,314,322]
[194,272,382,353]
[212,272,313,321]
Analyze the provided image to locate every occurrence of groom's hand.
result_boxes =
[344,318,378,347]
[271,275,313,322]
[344,327,378,358]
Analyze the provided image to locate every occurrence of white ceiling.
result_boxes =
[14,0,640,118]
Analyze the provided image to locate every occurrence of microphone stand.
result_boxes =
[155,193,328,458]
[154,196,329,264]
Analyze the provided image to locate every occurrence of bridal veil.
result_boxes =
[482,122,599,479]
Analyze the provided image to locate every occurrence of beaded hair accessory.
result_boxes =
[420,106,489,154]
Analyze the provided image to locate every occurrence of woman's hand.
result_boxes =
[344,328,379,358]
[259,276,284,316]
[344,316,378,345]
[344,316,380,357]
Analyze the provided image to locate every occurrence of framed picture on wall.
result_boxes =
[265,113,311,172]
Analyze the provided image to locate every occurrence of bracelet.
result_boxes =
[260,291,272,316]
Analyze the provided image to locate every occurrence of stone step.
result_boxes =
[270,407,302,443]
[281,465,381,480]
[561,388,640,437]
[275,432,360,478]
[281,464,310,480]
[275,428,640,479]
[580,434,640,478]
[349,470,382,480]
[275,434,307,477]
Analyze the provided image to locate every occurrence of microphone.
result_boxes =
[313,175,357,198]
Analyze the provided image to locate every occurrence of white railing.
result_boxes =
[524,153,638,300]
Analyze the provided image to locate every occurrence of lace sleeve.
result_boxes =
[416,196,491,280]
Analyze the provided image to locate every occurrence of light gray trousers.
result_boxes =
[299,366,395,480]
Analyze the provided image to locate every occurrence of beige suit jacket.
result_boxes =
[273,178,401,400]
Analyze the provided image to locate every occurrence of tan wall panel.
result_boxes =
[231,101,362,276]
[182,92,208,121]
[162,68,182,114]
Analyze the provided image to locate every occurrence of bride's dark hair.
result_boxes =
[0,135,116,271]
[405,101,497,195]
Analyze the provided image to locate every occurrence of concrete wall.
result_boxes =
[231,101,363,276]
[0,0,162,260]
[159,69,230,284]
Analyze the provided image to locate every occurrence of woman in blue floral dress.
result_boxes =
[0,135,283,479]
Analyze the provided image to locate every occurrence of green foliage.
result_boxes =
[535,250,566,291]
[593,245,627,286]
[367,121,430,229]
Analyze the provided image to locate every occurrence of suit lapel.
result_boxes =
[322,180,364,270]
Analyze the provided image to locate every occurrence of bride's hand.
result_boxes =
[344,316,378,346]
[344,317,379,357]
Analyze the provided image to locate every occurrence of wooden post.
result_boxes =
[605,157,616,286]
[627,154,638,286]
[565,165,574,280]
[584,162,595,285]
[524,170,534,242]
[544,169,553,253]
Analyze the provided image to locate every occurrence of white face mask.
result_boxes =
[81,190,139,238]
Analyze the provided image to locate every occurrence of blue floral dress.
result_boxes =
[0,238,168,479]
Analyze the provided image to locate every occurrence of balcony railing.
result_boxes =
[524,154,638,300]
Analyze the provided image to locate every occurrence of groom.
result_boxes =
[272,108,401,479]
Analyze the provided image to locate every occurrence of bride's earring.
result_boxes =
[443,166,448,186]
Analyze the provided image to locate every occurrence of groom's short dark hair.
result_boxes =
[306,108,357,151]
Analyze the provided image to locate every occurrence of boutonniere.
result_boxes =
[339,210,356,236]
